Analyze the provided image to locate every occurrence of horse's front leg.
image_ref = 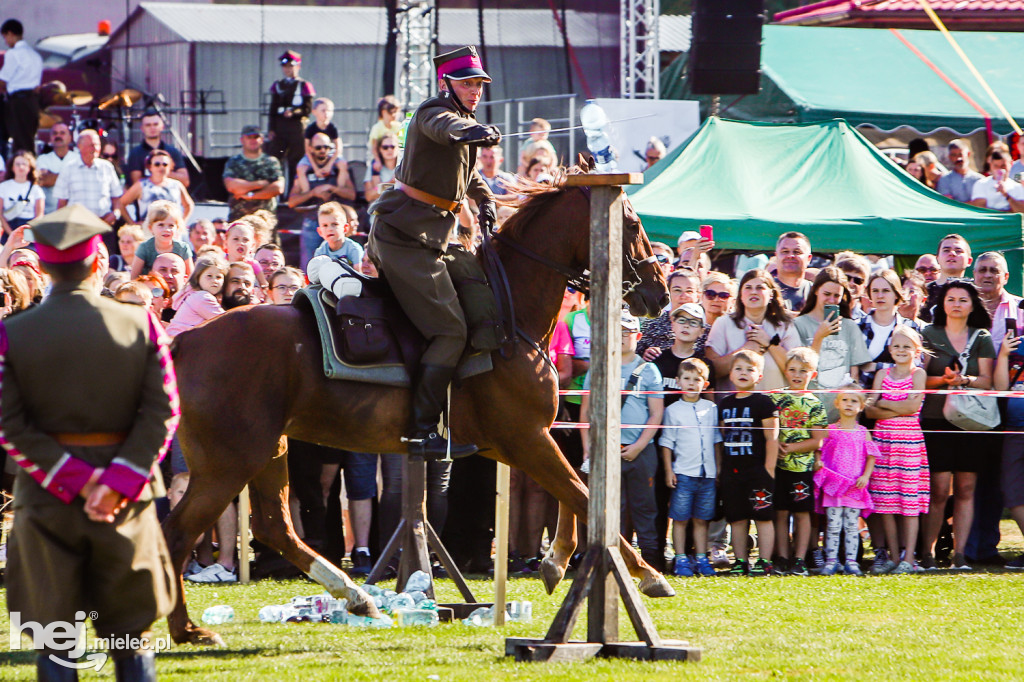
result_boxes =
[540,501,577,594]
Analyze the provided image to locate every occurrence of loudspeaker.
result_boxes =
[688,0,765,96]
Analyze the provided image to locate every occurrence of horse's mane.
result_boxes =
[496,165,585,243]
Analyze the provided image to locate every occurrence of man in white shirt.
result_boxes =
[54,129,124,225]
[0,19,43,155]
[970,150,1024,213]
[36,121,76,213]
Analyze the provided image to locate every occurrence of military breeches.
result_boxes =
[6,500,176,644]
[367,218,467,367]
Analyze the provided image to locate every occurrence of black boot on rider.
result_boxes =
[405,364,477,460]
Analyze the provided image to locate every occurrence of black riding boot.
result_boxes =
[36,655,79,682]
[405,364,477,460]
[114,651,156,682]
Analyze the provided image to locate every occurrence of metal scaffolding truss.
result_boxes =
[397,1,437,106]
[620,0,660,99]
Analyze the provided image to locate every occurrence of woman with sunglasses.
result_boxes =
[701,271,734,328]
[364,134,400,202]
[119,149,195,223]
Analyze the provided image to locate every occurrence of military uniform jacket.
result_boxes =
[269,77,315,128]
[0,282,179,508]
[371,92,494,251]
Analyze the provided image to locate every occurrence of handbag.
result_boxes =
[2,181,34,221]
[942,329,1000,431]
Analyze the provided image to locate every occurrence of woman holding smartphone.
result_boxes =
[793,266,873,420]
[920,280,994,571]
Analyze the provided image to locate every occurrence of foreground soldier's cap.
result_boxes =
[434,46,491,82]
[279,50,301,65]
[27,204,111,263]
[241,124,262,137]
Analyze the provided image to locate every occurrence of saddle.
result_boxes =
[292,253,498,388]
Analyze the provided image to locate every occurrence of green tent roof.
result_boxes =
[662,25,1024,135]
[628,117,1024,289]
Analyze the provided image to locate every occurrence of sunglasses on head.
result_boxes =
[704,290,731,300]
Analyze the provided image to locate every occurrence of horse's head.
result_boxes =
[497,157,669,318]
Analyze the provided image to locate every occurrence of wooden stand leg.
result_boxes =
[238,486,250,584]
[494,463,511,626]
[364,457,480,611]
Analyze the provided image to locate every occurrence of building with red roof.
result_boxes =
[774,0,1024,31]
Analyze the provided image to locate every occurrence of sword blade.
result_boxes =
[499,113,656,138]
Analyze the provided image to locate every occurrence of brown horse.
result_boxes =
[163,165,671,645]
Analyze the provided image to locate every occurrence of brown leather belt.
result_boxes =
[396,181,461,213]
[52,432,128,447]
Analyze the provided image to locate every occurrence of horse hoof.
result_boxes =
[177,626,225,647]
[638,574,676,598]
[539,557,565,595]
[347,587,384,619]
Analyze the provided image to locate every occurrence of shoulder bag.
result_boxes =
[942,329,1000,431]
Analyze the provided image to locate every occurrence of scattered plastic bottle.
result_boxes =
[507,601,533,624]
[201,605,235,625]
[344,612,393,628]
[406,590,428,605]
[258,605,287,623]
[395,608,440,627]
[579,99,618,172]
[463,605,496,627]
[362,584,386,598]
[385,592,417,612]
[405,570,433,594]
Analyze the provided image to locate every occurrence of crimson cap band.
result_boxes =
[434,46,491,82]
[27,204,111,263]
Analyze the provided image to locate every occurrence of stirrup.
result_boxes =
[402,432,477,461]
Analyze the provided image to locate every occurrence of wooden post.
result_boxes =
[504,171,700,663]
[494,463,511,626]
[237,485,250,584]
[586,183,623,644]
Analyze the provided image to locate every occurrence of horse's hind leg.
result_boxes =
[247,450,382,619]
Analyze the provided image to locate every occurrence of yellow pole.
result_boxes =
[918,0,1021,135]
[493,463,511,626]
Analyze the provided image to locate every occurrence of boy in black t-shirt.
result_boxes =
[718,350,779,576]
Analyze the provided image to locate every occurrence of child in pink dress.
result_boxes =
[866,325,929,574]
[815,385,878,576]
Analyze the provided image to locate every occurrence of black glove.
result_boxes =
[450,124,502,147]
[478,200,497,234]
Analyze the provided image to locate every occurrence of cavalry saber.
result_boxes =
[498,113,657,138]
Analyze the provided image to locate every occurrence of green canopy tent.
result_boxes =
[661,25,1024,135]
[627,117,1024,292]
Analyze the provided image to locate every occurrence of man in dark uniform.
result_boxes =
[1,205,178,681]
[367,46,500,460]
[265,50,315,188]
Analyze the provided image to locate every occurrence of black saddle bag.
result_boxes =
[336,296,394,364]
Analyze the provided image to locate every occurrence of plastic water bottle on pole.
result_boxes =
[579,99,618,172]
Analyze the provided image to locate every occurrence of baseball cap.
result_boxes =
[677,230,701,244]
[621,311,641,332]
[671,302,706,324]
[241,124,262,137]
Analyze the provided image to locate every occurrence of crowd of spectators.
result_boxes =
[4,23,1024,583]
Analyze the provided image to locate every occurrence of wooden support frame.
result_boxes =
[505,173,701,663]
[365,458,480,615]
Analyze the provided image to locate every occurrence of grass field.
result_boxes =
[2,525,1023,680]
